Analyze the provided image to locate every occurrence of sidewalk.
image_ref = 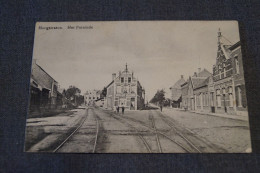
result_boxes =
[167,108,248,121]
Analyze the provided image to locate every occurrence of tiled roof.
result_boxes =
[192,77,210,89]
[170,78,186,89]
[191,78,207,89]
[171,89,182,101]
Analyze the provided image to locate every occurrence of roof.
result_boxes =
[193,77,210,90]
[191,78,207,89]
[229,41,241,51]
[170,78,186,89]
[35,63,57,83]
[171,89,182,101]
[193,68,212,78]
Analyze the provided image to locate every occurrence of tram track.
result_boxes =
[155,111,202,153]
[98,108,152,153]
[53,107,100,153]
[149,110,162,153]
[91,108,100,153]
[101,108,191,153]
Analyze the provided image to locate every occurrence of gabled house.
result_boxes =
[181,68,212,111]
[104,64,145,110]
[212,29,248,115]
[169,75,186,108]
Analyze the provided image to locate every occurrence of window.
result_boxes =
[237,86,242,107]
[117,86,121,94]
[205,93,208,106]
[128,77,131,83]
[202,93,205,106]
[89,97,91,99]
[216,89,221,107]
[93,97,95,99]
[228,87,233,107]
[223,64,226,78]
[121,77,124,83]
[196,95,200,106]
[235,56,240,74]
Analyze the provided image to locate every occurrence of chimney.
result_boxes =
[198,68,201,73]
[112,73,116,80]
[181,75,184,79]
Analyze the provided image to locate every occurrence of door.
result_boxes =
[119,98,126,107]
[130,98,135,110]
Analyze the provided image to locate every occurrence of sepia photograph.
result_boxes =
[25,21,251,153]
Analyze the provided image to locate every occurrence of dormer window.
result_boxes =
[121,77,124,83]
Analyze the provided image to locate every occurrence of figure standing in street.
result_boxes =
[116,106,120,114]
[160,104,163,112]
[122,105,125,115]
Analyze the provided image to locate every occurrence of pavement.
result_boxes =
[169,108,248,121]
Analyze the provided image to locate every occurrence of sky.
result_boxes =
[33,21,240,101]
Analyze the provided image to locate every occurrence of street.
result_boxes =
[25,107,251,153]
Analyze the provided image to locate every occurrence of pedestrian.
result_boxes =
[160,104,163,112]
[116,106,119,114]
[122,105,125,115]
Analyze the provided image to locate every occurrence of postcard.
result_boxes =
[25,21,251,153]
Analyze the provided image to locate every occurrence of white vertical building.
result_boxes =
[105,64,145,110]
[84,90,101,105]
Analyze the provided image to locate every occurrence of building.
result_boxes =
[29,59,59,112]
[104,64,145,110]
[169,75,186,108]
[181,68,212,111]
[212,29,248,115]
[180,80,189,110]
[84,89,102,106]
[193,75,214,113]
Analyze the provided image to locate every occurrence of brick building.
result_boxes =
[104,64,145,110]
[212,29,248,115]
[181,68,212,111]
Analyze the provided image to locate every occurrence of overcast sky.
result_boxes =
[33,21,240,101]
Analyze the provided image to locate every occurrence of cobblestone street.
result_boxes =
[25,106,251,153]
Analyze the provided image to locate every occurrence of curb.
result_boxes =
[170,108,248,122]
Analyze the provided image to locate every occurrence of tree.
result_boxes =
[150,89,166,105]
[64,86,82,106]
[77,95,84,105]
[65,86,81,100]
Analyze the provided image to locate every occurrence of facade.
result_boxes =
[180,81,188,109]
[105,64,145,110]
[212,29,247,115]
[181,68,212,111]
[169,75,186,108]
[180,29,248,116]
[84,90,101,106]
[193,75,214,113]
[29,60,59,112]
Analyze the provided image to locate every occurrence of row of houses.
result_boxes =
[29,59,64,113]
[170,29,248,116]
[85,64,145,110]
